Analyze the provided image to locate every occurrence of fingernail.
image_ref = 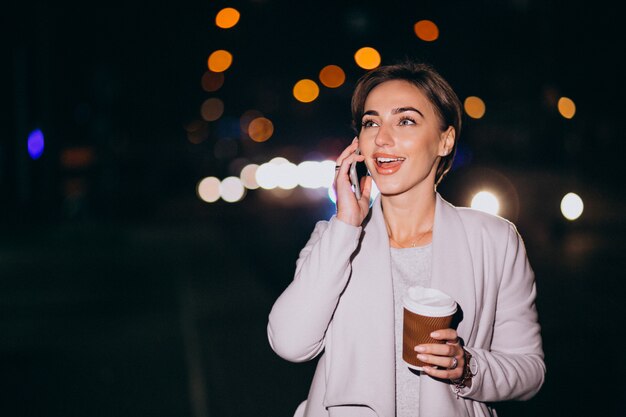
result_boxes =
[414,346,425,352]
[431,332,440,338]
[417,354,426,361]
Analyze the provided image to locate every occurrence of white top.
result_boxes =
[390,243,432,417]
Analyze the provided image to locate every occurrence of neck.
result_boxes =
[381,185,436,247]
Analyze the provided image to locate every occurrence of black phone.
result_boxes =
[349,149,368,199]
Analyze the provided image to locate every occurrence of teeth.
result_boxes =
[377,157,405,163]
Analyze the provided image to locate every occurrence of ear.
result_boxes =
[438,127,455,156]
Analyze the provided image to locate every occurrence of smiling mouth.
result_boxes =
[375,157,406,167]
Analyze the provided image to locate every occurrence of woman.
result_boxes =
[268,62,545,417]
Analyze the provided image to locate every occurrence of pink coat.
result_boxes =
[268,193,545,417]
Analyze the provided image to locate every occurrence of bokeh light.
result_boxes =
[197,177,221,203]
[200,98,224,122]
[319,65,346,88]
[320,160,337,188]
[215,7,240,29]
[201,71,224,92]
[240,164,260,189]
[414,20,439,41]
[256,162,278,189]
[27,129,44,160]
[293,79,320,103]
[240,110,263,135]
[297,161,323,188]
[328,186,337,204]
[248,117,274,142]
[354,47,381,69]
[207,50,233,72]
[60,147,95,169]
[185,120,209,144]
[471,191,500,215]
[220,176,246,202]
[274,160,298,190]
[558,97,576,119]
[464,96,486,119]
[561,192,583,220]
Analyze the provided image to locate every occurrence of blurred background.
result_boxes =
[2,0,625,416]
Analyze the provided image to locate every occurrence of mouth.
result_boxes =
[372,154,405,174]
[375,156,406,167]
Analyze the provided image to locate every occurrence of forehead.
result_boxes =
[364,79,434,115]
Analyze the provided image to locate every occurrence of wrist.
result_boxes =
[451,348,476,398]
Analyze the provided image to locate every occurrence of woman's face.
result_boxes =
[358,79,454,197]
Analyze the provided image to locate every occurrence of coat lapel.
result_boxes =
[324,197,395,417]
[419,193,477,417]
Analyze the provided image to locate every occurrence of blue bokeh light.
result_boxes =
[27,129,45,160]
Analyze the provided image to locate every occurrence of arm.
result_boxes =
[458,223,546,401]
[267,216,362,363]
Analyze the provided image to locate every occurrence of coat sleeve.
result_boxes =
[458,223,546,402]
[267,216,362,363]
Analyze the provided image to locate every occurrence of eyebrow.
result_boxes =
[362,107,424,118]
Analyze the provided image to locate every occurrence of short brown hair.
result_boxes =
[351,61,462,186]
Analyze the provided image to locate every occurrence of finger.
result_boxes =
[414,343,457,357]
[430,329,458,343]
[335,137,359,166]
[335,153,366,180]
[416,353,460,370]
[421,364,463,381]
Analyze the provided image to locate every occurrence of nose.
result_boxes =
[374,124,394,148]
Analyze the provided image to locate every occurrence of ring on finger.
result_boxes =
[449,357,458,370]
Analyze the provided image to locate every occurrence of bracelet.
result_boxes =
[451,348,474,399]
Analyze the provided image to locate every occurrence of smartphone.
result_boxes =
[349,148,366,200]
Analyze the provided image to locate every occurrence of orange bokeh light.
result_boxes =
[414,20,439,42]
[464,96,486,119]
[293,79,320,103]
[319,65,346,88]
[240,109,264,134]
[354,47,381,70]
[248,117,274,142]
[207,50,233,72]
[558,97,576,119]
[215,7,240,29]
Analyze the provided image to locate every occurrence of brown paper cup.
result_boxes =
[402,309,454,370]
[401,286,457,370]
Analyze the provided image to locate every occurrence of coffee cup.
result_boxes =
[402,286,458,370]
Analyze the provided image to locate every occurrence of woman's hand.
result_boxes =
[414,328,465,381]
[334,137,372,227]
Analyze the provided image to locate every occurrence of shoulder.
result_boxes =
[449,203,519,244]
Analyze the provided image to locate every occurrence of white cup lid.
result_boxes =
[403,286,457,317]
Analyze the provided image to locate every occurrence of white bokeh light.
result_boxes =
[220,176,245,202]
[471,191,500,215]
[240,164,259,189]
[276,161,299,189]
[297,161,323,188]
[320,160,337,188]
[255,162,278,189]
[197,176,221,203]
[561,192,583,221]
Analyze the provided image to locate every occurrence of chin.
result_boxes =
[373,181,407,197]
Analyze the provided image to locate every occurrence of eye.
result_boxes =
[361,119,379,128]
[398,117,416,126]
